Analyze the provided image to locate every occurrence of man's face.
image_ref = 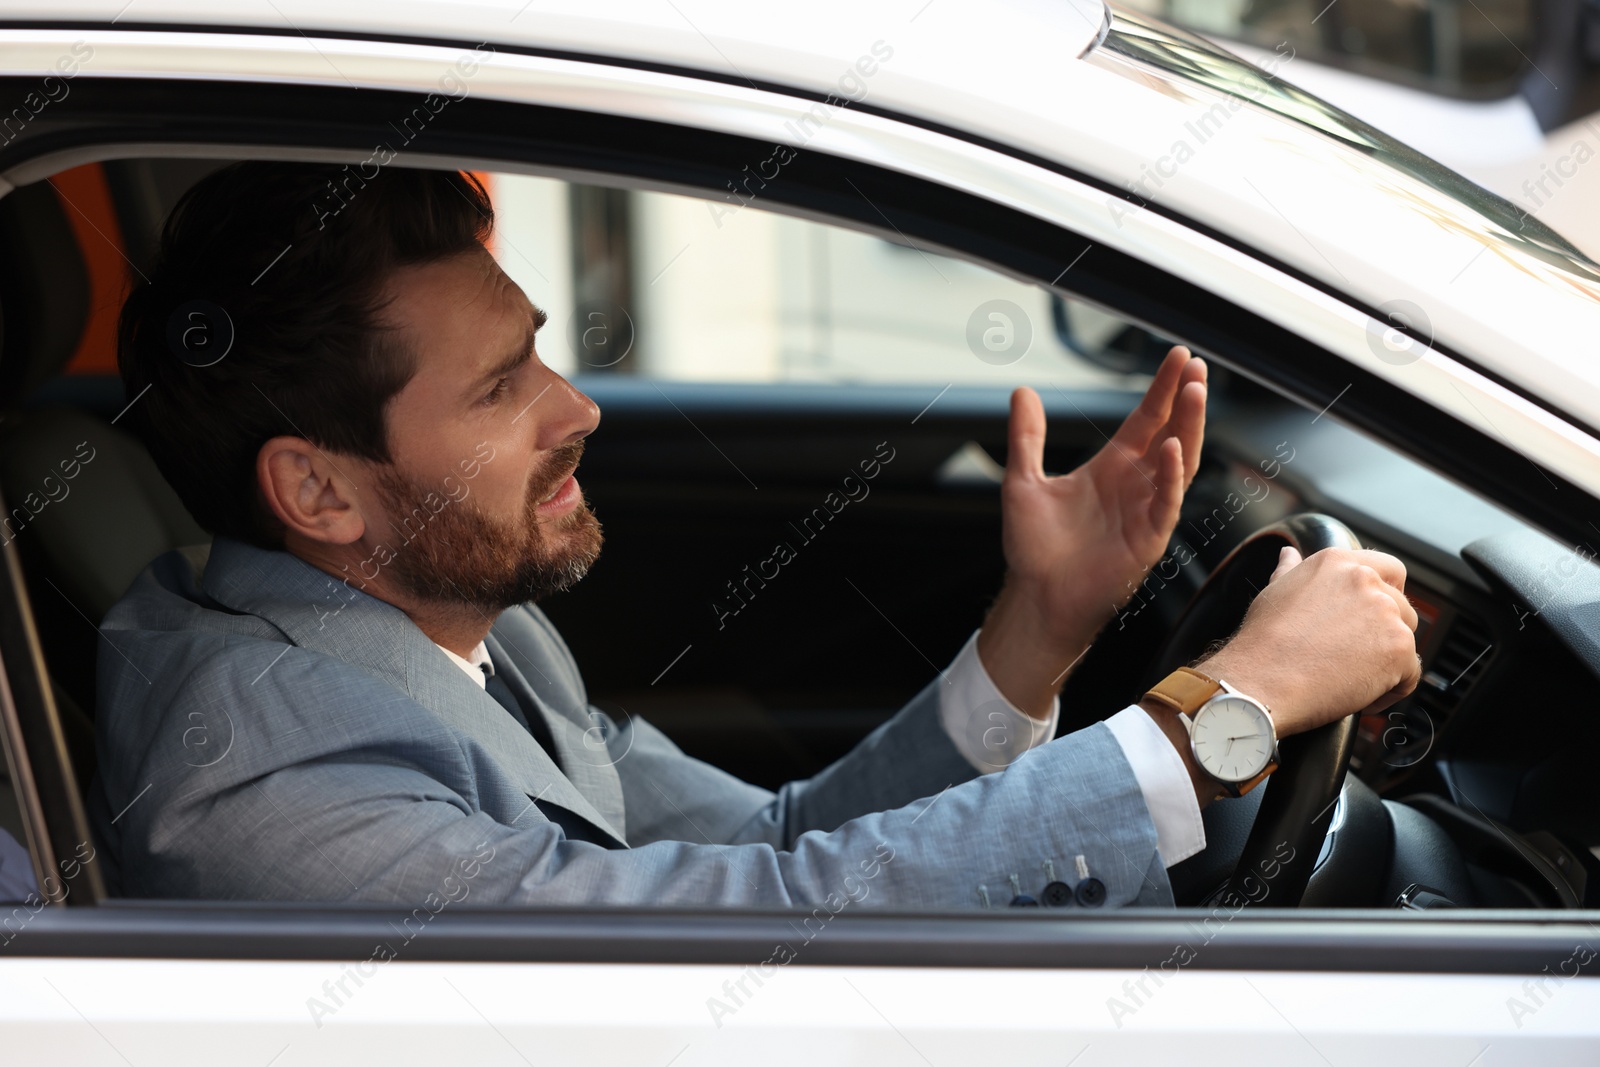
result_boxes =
[365,245,603,612]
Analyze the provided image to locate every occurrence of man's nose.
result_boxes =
[536,373,600,451]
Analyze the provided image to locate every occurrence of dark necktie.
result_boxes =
[482,659,562,771]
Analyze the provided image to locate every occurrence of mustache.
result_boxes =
[531,440,585,504]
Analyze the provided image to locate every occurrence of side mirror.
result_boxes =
[1050,294,1174,376]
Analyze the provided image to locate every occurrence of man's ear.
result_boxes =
[256,435,366,545]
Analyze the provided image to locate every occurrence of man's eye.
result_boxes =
[481,377,510,405]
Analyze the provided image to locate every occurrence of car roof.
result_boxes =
[17,0,1114,107]
[9,0,1600,431]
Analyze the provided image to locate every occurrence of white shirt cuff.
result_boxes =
[1104,704,1206,867]
[937,628,1059,774]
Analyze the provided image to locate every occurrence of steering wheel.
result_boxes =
[1143,513,1363,908]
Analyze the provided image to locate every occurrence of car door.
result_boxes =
[1,15,1599,1063]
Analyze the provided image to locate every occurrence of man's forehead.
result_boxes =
[385,250,538,353]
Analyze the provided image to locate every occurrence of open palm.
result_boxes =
[1000,346,1207,636]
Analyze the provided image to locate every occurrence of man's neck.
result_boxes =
[410,609,498,658]
[289,540,499,658]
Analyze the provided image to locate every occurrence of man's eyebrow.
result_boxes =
[464,309,545,402]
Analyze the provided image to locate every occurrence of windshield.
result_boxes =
[1098,4,1600,286]
[1119,0,1534,96]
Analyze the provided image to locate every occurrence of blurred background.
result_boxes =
[40,0,1600,387]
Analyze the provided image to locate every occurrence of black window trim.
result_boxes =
[4,900,1598,975]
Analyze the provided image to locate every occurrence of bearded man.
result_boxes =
[92,163,1419,907]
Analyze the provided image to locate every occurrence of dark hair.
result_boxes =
[117,161,494,551]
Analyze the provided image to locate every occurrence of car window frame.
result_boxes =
[0,57,1597,971]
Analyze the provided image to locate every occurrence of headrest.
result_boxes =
[0,182,90,409]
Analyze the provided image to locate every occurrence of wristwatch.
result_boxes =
[1143,666,1279,799]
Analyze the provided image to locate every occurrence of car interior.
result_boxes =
[1,148,1597,917]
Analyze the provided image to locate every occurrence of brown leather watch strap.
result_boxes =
[1142,665,1222,717]
[1223,761,1276,798]
[1144,666,1279,799]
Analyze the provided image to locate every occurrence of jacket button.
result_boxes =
[1008,894,1039,906]
[1075,877,1107,907]
[1041,881,1074,907]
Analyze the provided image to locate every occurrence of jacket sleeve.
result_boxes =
[521,602,1172,906]
[111,708,1170,909]
[517,602,978,849]
[554,719,1162,907]
[614,671,981,851]
[97,613,1172,909]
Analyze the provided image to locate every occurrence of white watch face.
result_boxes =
[1190,695,1275,782]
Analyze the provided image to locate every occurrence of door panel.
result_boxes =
[4,956,1595,1064]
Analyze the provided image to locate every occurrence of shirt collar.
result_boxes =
[435,638,493,688]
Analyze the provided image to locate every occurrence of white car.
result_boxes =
[0,0,1598,1061]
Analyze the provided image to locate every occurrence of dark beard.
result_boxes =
[371,440,603,612]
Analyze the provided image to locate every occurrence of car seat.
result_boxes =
[0,179,208,798]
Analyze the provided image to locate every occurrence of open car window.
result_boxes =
[0,33,1589,990]
[0,148,1586,930]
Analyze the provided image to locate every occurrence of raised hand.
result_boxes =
[977,346,1206,719]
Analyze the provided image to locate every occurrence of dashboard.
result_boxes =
[1350,577,1493,792]
[1206,400,1600,908]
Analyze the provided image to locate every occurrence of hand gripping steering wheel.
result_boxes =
[1148,513,1363,908]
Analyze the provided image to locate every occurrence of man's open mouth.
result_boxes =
[536,465,580,506]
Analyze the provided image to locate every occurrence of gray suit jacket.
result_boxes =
[89,536,1174,908]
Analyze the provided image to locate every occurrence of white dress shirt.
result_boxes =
[433,626,1205,867]
[438,639,494,687]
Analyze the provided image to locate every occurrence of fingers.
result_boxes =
[1150,436,1184,534]
[1116,347,1208,491]
[1006,386,1047,482]
[1171,377,1206,486]
[1323,548,1417,628]
[1371,574,1420,633]
[1400,643,1423,697]
[1271,545,1303,581]
[1362,629,1424,717]
[1301,548,1415,628]
[1113,346,1191,449]
[1350,548,1407,591]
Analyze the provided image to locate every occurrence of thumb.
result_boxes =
[1270,545,1303,582]
[1005,386,1047,483]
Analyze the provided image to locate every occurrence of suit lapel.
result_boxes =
[398,636,627,847]
[196,536,627,848]
[484,632,627,843]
